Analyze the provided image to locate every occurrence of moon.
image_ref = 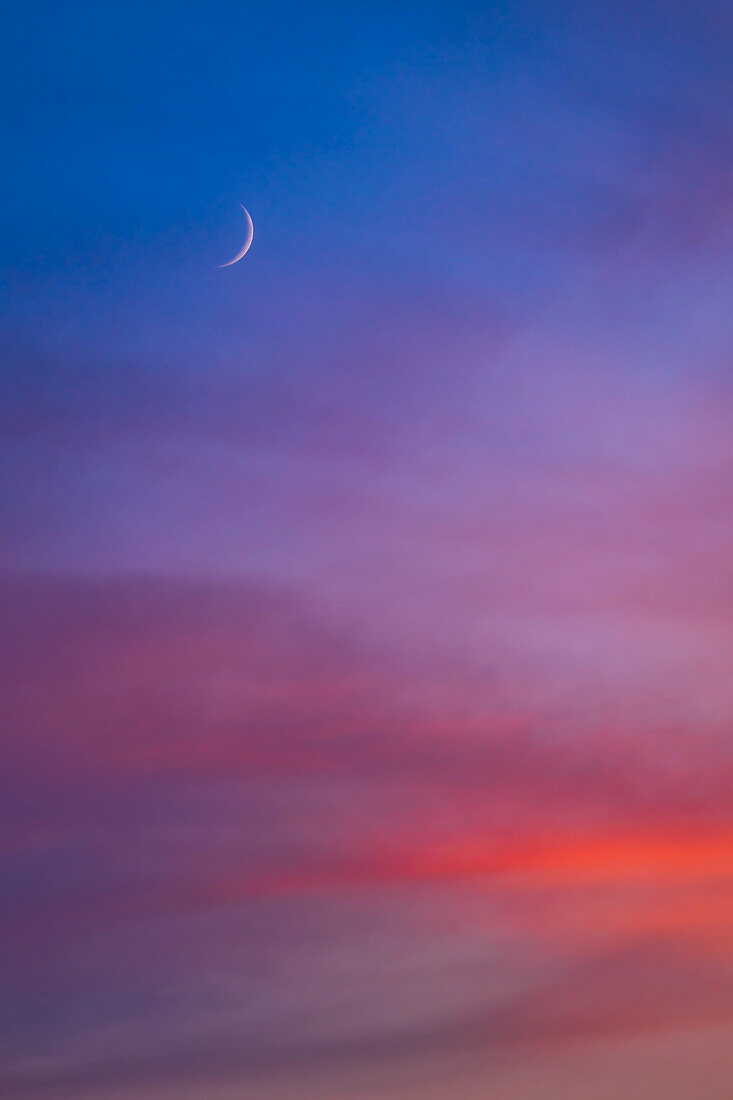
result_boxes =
[218,204,254,267]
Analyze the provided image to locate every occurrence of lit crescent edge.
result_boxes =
[218,204,254,267]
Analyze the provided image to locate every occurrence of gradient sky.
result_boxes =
[2,2,733,1097]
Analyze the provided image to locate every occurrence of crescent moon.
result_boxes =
[218,204,254,267]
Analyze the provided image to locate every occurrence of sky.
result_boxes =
[1,1,733,1097]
